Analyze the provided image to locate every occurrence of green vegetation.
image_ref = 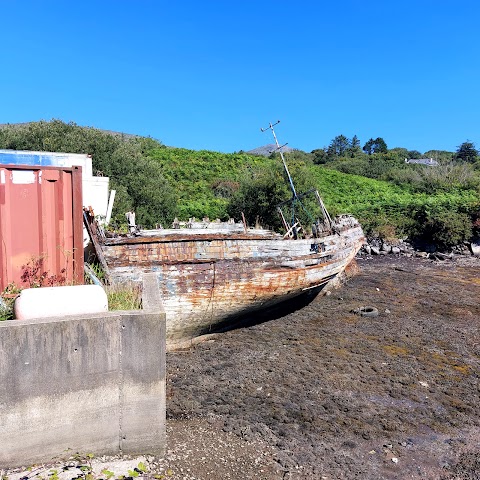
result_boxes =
[84,264,142,310]
[105,282,142,310]
[455,140,479,163]
[1,120,479,250]
[147,147,266,220]
[0,121,177,228]
[0,283,21,321]
[363,137,388,155]
[227,161,291,231]
[0,258,143,320]
[16,454,158,480]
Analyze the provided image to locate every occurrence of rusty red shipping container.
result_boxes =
[0,165,84,291]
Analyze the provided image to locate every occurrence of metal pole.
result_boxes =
[261,121,297,198]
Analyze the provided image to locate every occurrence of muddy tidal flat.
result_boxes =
[166,255,480,479]
[5,255,479,480]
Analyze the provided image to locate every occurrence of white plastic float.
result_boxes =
[14,285,108,320]
[470,239,480,256]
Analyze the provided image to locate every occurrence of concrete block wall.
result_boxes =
[0,306,166,468]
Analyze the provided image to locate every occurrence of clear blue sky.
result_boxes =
[1,0,479,154]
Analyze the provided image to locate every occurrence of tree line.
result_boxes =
[0,120,479,249]
[0,120,177,227]
[303,133,479,167]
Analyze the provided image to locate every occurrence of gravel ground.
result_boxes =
[165,255,480,479]
[5,255,480,479]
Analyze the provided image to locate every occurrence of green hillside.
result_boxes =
[147,147,266,220]
[146,145,479,243]
[1,120,479,248]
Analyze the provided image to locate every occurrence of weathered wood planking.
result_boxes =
[99,222,365,346]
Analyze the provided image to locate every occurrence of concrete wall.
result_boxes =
[0,307,166,468]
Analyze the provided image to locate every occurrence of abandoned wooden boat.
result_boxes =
[86,122,365,346]
[90,217,363,346]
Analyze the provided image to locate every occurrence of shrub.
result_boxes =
[409,206,473,250]
[227,163,289,230]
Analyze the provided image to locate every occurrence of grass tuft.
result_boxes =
[106,282,142,311]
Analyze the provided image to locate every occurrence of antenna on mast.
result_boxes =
[260,120,334,238]
[261,120,297,198]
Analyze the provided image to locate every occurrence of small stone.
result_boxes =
[391,457,399,464]
[381,243,392,253]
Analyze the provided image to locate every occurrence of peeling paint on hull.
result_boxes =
[100,222,365,346]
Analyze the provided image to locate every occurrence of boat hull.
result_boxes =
[101,224,365,346]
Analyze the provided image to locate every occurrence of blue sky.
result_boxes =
[1,1,479,154]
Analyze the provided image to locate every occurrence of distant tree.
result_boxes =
[389,147,409,161]
[351,135,360,149]
[311,148,328,164]
[363,138,375,155]
[424,150,454,163]
[363,137,388,155]
[347,135,361,157]
[327,135,350,158]
[375,138,388,153]
[455,141,479,163]
[110,142,177,227]
[407,150,422,159]
[227,163,289,230]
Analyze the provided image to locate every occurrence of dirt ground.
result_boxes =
[5,255,480,480]
[164,255,480,479]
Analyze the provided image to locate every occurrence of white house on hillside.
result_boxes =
[405,158,439,166]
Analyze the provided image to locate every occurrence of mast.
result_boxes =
[261,120,297,198]
[261,120,334,237]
